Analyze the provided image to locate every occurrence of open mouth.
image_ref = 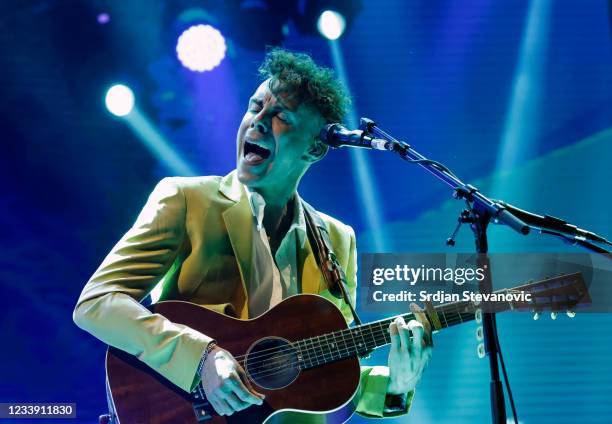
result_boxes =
[243,140,272,164]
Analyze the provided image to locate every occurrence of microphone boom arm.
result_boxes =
[359,117,532,237]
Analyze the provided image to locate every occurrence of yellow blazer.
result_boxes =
[73,171,410,418]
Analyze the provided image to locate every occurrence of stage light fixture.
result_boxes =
[176,24,226,72]
[105,84,134,117]
[317,10,346,40]
[292,0,361,40]
[97,13,110,25]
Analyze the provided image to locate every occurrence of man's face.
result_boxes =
[236,78,325,191]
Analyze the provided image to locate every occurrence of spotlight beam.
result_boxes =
[495,0,552,176]
[329,40,387,252]
[124,108,197,177]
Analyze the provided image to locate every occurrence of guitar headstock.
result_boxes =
[471,272,591,358]
[507,272,591,319]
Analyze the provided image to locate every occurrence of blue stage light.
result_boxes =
[317,10,346,40]
[105,84,134,117]
[97,12,110,25]
[176,24,226,72]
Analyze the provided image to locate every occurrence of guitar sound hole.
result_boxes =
[245,337,300,390]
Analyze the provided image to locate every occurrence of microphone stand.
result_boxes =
[355,117,611,424]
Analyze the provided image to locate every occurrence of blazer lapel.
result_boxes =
[219,171,253,318]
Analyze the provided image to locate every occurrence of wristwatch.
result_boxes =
[383,392,408,414]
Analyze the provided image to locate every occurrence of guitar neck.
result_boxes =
[298,294,510,369]
[297,270,588,369]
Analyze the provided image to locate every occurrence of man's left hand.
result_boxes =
[387,303,433,395]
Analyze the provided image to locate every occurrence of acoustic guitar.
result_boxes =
[105,272,590,423]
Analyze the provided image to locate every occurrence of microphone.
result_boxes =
[319,123,391,150]
[497,200,611,245]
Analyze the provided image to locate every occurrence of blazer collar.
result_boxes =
[219,170,244,203]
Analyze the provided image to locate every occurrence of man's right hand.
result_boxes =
[200,345,265,416]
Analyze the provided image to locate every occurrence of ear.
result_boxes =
[303,139,329,163]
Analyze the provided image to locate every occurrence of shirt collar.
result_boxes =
[245,188,306,236]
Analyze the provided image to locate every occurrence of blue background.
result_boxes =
[1,0,611,422]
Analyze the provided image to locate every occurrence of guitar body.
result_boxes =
[106,295,361,424]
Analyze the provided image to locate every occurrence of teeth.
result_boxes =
[244,140,271,160]
[246,140,268,150]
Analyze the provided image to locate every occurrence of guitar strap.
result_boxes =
[301,199,363,326]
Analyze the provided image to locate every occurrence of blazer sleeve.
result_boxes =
[341,227,414,418]
[73,177,212,393]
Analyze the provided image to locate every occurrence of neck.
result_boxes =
[263,196,295,240]
[252,178,300,236]
[257,188,295,213]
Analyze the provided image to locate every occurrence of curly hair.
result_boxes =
[258,48,351,124]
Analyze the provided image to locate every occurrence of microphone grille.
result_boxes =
[319,123,340,146]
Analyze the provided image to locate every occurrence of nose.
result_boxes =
[250,120,269,135]
[250,115,269,135]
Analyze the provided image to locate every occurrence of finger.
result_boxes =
[424,345,433,361]
[389,321,400,351]
[395,316,411,351]
[210,396,231,416]
[229,372,264,405]
[209,398,222,416]
[237,366,265,399]
[223,391,249,412]
[407,319,424,355]
[410,303,429,330]
[411,303,433,347]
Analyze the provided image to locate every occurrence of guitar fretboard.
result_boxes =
[296,297,499,369]
[290,271,585,370]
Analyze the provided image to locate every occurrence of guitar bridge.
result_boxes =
[193,402,213,422]
[192,384,213,421]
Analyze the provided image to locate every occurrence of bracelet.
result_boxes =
[195,340,218,380]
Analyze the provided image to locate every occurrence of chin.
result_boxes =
[236,165,265,188]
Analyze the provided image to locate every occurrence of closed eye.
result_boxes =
[276,112,290,123]
[249,98,263,113]
[248,98,292,124]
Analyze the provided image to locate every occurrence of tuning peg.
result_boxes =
[474,309,482,324]
[550,312,557,320]
[566,310,576,318]
[476,326,483,341]
[533,312,540,320]
[477,343,485,359]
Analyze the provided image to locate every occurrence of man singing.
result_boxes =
[74,48,432,420]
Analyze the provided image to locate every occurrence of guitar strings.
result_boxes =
[229,304,476,368]
[201,293,536,385]
[239,332,390,381]
[231,303,476,365]
[229,315,412,363]
[205,287,533,381]
[194,310,472,388]
[197,282,568,394]
[228,312,473,381]
[244,311,475,381]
